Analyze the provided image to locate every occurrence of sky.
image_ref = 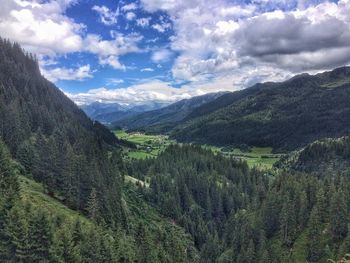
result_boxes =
[1,0,350,106]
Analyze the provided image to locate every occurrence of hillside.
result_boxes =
[114,92,227,132]
[0,38,124,223]
[127,144,350,262]
[0,140,198,262]
[168,67,350,150]
[276,136,350,176]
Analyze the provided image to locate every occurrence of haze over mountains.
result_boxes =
[81,101,169,124]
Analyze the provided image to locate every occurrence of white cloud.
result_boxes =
[99,56,126,70]
[126,12,136,21]
[0,0,83,55]
[84,33,142,70]
[136,17,151,27]
[141,68,155,72]
[66,61,294,105]
[121,3,138,11]
[92,5,119,26]
[106,78,124,85]
[152,22,171,33]
[66,80,205,105]
[141,0,350,85]
[0,0,144,81]
[151,49,173,63]
[41,64,93,82]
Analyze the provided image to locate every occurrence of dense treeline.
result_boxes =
[0,140,198,262]
[277,136,350,176]
[129,144,350,262]
[0,38,124,224]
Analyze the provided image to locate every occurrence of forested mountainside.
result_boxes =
[129,144,350,262]
[166,67,350,150]
[276,136,350,176]
[114,92,227,132]
[0,38,127,224]
[0,141,198,262]
[0,39,198,262]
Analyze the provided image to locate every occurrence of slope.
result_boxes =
[276,135,350,176]
[0,38,123,224]
[171,67,350,150]
[0,140,198,262]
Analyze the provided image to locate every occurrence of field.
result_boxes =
[115,130,282,169]
[205,145,283,170]
[115,130,175,159]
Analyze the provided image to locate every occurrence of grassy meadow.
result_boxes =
[115,129,282,169]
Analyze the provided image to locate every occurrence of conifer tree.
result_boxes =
[330,191,348,241]
[27,210,53,262]
[86,187,101,223]
[307,207,323,262]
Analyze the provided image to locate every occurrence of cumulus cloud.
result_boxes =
[92,5,119,25]
[121,3,138,12]
[152,22,171,33]
[151,49,173,63]
[0,0,145,80]
[141,0,350,84]
[67,65,288,105]
[66,79,217,105]
[83,33,142,70]
[0,0,83,55]
[41,64,93,82]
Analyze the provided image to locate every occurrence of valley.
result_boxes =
[115,129,283,169]
[2,38,350,263]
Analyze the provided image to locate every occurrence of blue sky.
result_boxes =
[1,0,350,105]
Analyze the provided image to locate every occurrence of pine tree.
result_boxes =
[245,239,255,263]
[330,191,348,241]
[27,210,53,262]
[0,141,19,260]
[136,223,157,263]
[5,205,30,262]
[307,207,324,262]
[257,230,269,262]
[71,218,83,247]
[86,187,101,223]
[280,196,296,246]
[53,229,81,263]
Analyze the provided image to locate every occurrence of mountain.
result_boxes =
[81,101,169,124]
[81,101,127,118]
[0,38,124,224]
[114,92,228,132]
[170,67,350,150]
[0,38,198,262]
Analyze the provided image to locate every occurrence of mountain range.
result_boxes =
[114,91,228,132]
[114,67,350,151]
[81,101,169,124]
